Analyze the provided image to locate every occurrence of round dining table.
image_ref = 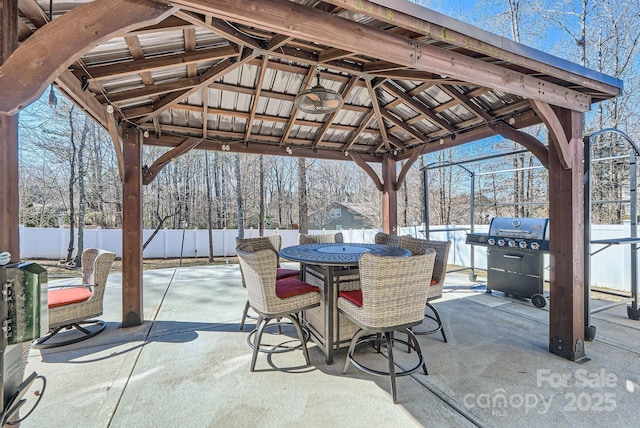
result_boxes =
[280,243,411,364]
[280,242,411,266]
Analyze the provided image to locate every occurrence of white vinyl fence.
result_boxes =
[17,223,636,292]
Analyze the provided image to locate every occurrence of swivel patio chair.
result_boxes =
[236,246,320,371]
[235,235,300,330]
[338,251,436,403]
[374,232,400,246]
[36,248,116,348]
[398,236,451,342]
[299,232,343,244]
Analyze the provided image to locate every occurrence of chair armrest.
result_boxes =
[48,283,96,291]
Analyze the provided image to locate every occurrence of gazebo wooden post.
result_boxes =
[548,108,586,361]
[121,126,144,328]
[381,155,398,234]
[0,0,19,263]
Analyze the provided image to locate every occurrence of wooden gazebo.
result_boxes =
[0,0,622,361]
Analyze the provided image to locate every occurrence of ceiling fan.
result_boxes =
[294,71,343,114]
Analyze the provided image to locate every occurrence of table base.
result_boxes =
[301,264,360,364]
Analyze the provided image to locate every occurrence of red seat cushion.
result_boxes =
[430,279,438,286]
[48,287,92,308]
[339,289,362,307]
[275,277,319,298]
[276,268,300,280]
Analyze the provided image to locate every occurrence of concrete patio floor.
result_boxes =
[21,262,640,427]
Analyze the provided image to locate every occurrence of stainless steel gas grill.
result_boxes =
[466,217,550,307]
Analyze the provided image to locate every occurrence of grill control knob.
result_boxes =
[530,242,540,250]
[507,240,517,247]
[497,239,506,247]
[519,241,528,249]
[487,238,496,246]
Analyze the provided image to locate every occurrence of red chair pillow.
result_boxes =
[339,290,363,307]
[276,268,300,280]
[275,277,319,298]
[48,287,92,308]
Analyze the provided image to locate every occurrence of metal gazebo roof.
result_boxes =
[9,0,621,164]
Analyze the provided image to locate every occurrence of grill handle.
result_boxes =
[497,229,534,237]
[502,254,523,260]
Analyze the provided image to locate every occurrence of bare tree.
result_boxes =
[205,152,214,262]
[235,153,244,238]
[298,157,308,233]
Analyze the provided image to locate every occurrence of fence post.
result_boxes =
[59,226,65,261]
[223,227,228,264]
[194,228,198,258]
[96,226,102,249]
[163,227,169,259]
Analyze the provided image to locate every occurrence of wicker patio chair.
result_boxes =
[374,232,400,246]
[236,246,320,371]
[398,236,451,342]
[299,232,344,244]
[235,235,299,330]
[338,251,436,403]
[36,248,116,348]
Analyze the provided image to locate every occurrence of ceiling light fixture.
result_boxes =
[286,146,293,155]
[293,69,343,115]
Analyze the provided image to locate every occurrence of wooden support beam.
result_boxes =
[148,135,381,163]
[381,155,398,234]
[18,0,48,28]
[105,108,125,181]
[344,111,375,153]
[184,27,198,78]
[382,81,457,134]
[100,75,201,104]
[441,84,493,122]
[267,34,292,51]
[201,84,209,138]
[395,147,422,191]
[416,110,541,159]
[136,48,257,124]
[0,0,177,114]
[320,0,620,98]
[489,121,549,169]
[547,108,586,361]
[318,48,352,62]
[245,55,269,142]
[380,109,428,143]
[530,99,572,169]
[126,15,194,36]
[56,69,108,128]
[0,114,19,263]
[365,78,390,150]
[142,137,203,185]
[175,0,592,112]
[1,0,19,263]
[350,153,383,191]
[82,45,238,80]
[179,13,262,49]
[121,127,144,328]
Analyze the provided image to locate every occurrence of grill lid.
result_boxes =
[488,217,549,241]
